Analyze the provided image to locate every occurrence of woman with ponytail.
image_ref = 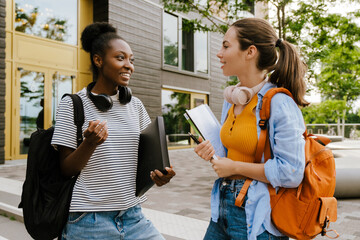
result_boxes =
[194,18,307,239]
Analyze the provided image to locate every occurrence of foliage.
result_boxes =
[226,76,239,86]
[347,111,360,124]
[163,37,179,66]
[162,92,190,137]
[20,70,44,105]
[302,99,349,124]
[42,18,68,42]
[15,3,38,33]
[287,2,360,103]
[14,3,68,42]
[161,0,255,33]
[161,0,360,124]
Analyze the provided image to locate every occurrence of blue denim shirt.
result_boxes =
[211,82,305,239]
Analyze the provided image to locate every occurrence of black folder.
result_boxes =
[136,116,170,197]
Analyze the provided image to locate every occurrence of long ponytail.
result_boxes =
[231,18,309,107]
[269,40,309,107]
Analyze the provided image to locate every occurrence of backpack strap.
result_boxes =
[234,88,293,208]
[257,88,293,160]
[62,94,85,147]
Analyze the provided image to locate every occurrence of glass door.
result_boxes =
[189,93,207,146]
[191,93,207,108]
[18,68,45,155]
[51,72,74,125]
[14,66,75,159]
[161,89,207,149]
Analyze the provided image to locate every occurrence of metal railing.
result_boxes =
[306,123,360,139]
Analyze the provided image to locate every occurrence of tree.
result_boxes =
[161,0,253,33]
[289,3,360,128]
[302,100,348,123]
[41,18,68,42]
[15,3,38,33]
[161,0,360,126]
[14,3,69,42]
[162,92,190,144]
[288,2,360,97]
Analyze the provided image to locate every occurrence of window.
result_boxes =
[244,0,255,15]
[163,12,178,66]
[51,73,73,125]
[15,0,78,45]
[163,12,208,75]
[161,89,208,148]
[19,70,45,154]
[195,31,208,74]
[230,0,255,18]
[162,89,190,147]
[182,19,194,72]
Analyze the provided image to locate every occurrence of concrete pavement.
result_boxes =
[0,140,360,240]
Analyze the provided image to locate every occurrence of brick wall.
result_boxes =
[0,0,5,164]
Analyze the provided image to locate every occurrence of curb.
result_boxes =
[0,202,23,223]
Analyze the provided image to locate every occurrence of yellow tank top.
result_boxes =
[220,95,258,163]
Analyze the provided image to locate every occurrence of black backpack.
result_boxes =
[19,94,84,240]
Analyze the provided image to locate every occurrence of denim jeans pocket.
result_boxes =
[68,212,88,224]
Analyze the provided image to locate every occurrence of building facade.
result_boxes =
[0,0,5,164]
[1,0,265,162]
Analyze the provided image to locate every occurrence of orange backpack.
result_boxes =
[235,88,339,240]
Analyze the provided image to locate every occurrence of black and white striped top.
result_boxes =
[51,88,151,212]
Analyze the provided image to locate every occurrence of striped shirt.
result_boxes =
[51,88,151,212]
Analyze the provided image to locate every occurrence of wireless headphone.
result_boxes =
[224,80,266,105]
[86,81,132,112]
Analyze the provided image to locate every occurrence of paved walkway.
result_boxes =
[0,140,360,240]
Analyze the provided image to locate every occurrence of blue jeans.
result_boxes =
[61,205,164,240]
[204,179,288,240]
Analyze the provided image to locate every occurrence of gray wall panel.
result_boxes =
[209,31,227,120]
[109,0,162,119]
[161,70,211,93]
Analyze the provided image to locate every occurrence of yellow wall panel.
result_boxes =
[5,0,12,31]
[78,0,92,74]
[5,32,12,60]
[4,61,12,160]
[79,50,91,72]
[77,72,92,91]
[15,35,77,70]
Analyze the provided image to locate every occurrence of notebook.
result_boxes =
[184,104,225,158]
[136,116,170,197]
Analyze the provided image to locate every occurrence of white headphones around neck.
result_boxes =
[224,79,267,105]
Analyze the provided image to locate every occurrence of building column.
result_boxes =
[0,0,5,164]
